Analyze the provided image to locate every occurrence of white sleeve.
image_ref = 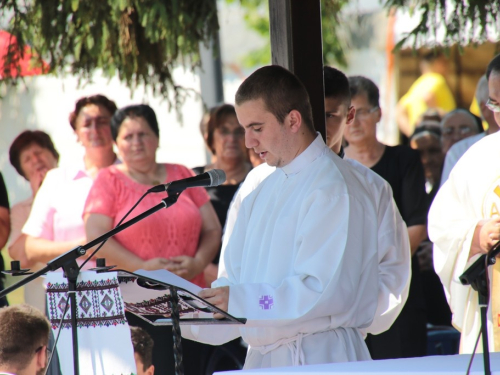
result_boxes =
[220,191,379,329]
[363,186,411,335]
[22,170,57,240]
[440,147,459,187]
[428,174,477,331]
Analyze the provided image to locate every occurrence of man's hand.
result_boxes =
[470,217,500,259]
[199,286,229,319]
[480,217,500,252]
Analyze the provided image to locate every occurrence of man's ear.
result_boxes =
[35,345,47,371]
[287,109,303,133]
[145,364,155,375]
[375,107,382,123]
[346,106,355,126]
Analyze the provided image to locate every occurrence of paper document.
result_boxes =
[134,268,202,295]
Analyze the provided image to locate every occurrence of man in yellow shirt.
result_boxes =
[397,52,456,137]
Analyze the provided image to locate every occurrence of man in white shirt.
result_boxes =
[440,75,499,185]
[183,65,380,368]
[429,53,500,353]
[224,67,410,339]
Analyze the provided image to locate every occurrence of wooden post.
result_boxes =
[269,0,326,140]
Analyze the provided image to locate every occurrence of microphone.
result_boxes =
[148,169,226,193]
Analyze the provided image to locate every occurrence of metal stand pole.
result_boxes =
[479,293,491,375]
[169,286,184,375]
[63,260,80,375]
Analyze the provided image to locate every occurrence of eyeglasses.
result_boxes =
[442,125,475,137]
[216,128,245,138]
[486,98,500,113]
[354,106,379,120]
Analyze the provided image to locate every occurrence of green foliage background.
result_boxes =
[230,0,349,68]
[0,0,219,109]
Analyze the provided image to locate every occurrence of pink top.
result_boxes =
[84,164,210,287]
[23,165,94,242]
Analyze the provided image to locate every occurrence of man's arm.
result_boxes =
[408,224,427,256]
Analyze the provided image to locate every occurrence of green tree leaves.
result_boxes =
[0,0,219,111]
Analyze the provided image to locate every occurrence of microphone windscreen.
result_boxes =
[208,169,226,186]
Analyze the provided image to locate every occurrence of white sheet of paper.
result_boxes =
[134,269,203,296]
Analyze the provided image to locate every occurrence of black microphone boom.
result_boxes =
[148,169,226,193]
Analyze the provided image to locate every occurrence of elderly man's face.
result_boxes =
[20,143,58,184]
[410,133,444,185]
[488,72,500,127]
[343,93,381,146]
[441,112,479,154]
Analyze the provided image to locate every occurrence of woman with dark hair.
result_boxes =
[84,104,221,375]
[8,130,59,310]
[22,94,118,267]
[84,104,221,283]
[193,104,252,286]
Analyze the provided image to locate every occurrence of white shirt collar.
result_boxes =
[280,133,327,176]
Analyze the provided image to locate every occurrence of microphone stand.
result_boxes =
[0,193,181,375]
[459,241,500,375]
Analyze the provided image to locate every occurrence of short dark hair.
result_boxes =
[486,54,500,80]
[9,130,59,179]
[110,104,160,141]
[130,326,154,371]
[0,305,50,371]
[410,123,442,141]
[348,76,380,108]
[68,95,118,130]
[235,65,315,133]
[206,104,237,155]
[323,66,350,106]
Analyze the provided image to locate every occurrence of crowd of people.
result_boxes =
[0,51,499,374]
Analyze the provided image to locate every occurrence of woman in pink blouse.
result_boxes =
[84,104,221,288]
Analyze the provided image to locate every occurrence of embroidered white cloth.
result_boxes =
[45,271,136,375]
[119,269,213,321]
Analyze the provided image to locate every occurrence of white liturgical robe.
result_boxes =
[222,157,410,337]
[183,136,380,368]
[429,131,500,353]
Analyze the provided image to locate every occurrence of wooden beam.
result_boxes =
[269,0,326,140]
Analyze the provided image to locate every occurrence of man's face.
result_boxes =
[488,72,500,127]
[324,96,354,151]
[343,93,380,145]
[236,98,294,168]
[19,143,58,183]
[440,112,478,154]
[410,134,444,184]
